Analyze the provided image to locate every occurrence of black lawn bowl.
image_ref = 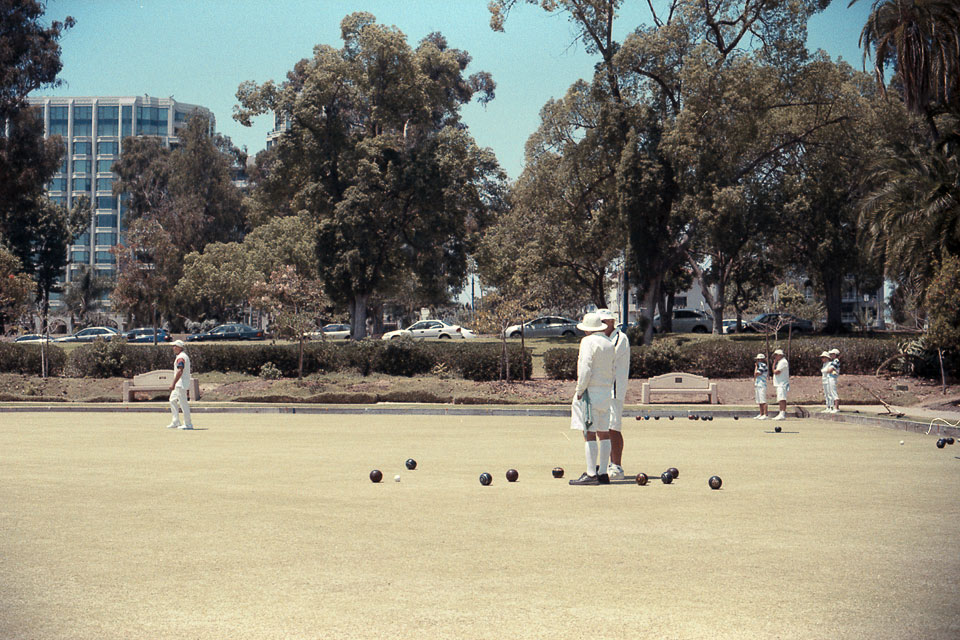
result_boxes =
[506,469,519,482]
[660,471,673,485]
[668,467,679,479]
[369,469,383,483]
[775,426,782,433]
[479,472,493,486]
[734,416,739,420]
[937,439,946,449]
[552,467,565,479]
[405,458,417,470]
[636,473,648,486]
[948,437,955,445]
[709,475,723,490]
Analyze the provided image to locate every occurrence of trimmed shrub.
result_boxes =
[544,348,578,380]
[375,339,434,377]
[0,343,66,375]
[455,343,533,381]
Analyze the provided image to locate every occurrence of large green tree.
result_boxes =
[235,13,504,339]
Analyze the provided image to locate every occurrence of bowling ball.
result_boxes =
[660,471,673,485]
[506,469,519,482]
[668,467,679,479]
[552,467,564,478]
[405,458,417,470]
[709,475,723,490]
[369,469,383,483]
[479,472,493,486]
[636,473,648,486]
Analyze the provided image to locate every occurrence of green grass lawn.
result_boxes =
[2,412,957,639]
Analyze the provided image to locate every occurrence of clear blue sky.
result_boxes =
[41,0,873,180]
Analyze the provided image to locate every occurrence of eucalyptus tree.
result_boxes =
[235,13,505,339]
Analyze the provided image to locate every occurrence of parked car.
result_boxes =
[13,334,54,344]
[721,318,740,334]
[186,323,265,341]
[745,313,814,333]
[53,326,119,343]
[381,319,475,340]
[652,309,713,333]
[503,316,583,339]
[306,323,352,340]
[124,327,172,343]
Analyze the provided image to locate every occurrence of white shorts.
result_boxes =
[608,396,624,431]
[775,383,789,402]
[755,384,767,405]
[570,388,611,433]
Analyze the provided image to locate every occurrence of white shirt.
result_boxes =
[174,351,191,389]
[821,361,832,382]
[773,358,789,387]
[609,329,630,398]
[575,333,615,397]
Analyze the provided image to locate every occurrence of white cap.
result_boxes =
[820,351,831,358]
[596,308,616,322]
[773,348,784,356]
[577,313,606,332]
[173,340,185,348]
[755,353,766,360]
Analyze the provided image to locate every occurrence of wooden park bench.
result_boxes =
[122,370,200,403]
[641,372,719,405]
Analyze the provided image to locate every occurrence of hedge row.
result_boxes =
[0,339,532,382]
[544,336,903,380]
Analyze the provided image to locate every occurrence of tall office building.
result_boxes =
[26,95,214,324]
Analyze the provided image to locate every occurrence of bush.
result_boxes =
[259,362,282,380]
[68,340,131,377]
[457,343,532,381]
[375,339,435,377]
[542,335,901,380]
[0,343,66,375]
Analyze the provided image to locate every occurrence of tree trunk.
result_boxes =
[823,274,844,333]
[875,284,886,330]
[350,293,369,341]
[711,280,725,335]
[40,292,50,379]
[639,275,662,345]
[663,292,675,333]
[520,320,526,382]
[298,336,305,380]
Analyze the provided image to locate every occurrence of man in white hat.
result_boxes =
[827,348,840,413]
[597,309,629,479]
[569,312,616,485]
[753,353,769,420]
[819,352,835,413]
[771,348,789,421]
[167,340,194,430]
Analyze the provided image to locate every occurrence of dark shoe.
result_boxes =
[569,472,599,486]
[597,473,611,485]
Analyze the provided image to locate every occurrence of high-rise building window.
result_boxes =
[96,196,116,210]
[95,232,117,246]
[97,140,119,155]
[95,251,115,265]
[96,159,114,173]
[73,159,91,174]
[73,105,92,136]
[72,177,91,191]
[97,105,119,136]
[71,250,90,264]
[49,177,67,191]
[73,141,91,155]
[95,177,113,192]
[96,214,117,228]
[121,105,132,137]
[74,232,90,246]
[136,106,168,135]
[49,106,68,136]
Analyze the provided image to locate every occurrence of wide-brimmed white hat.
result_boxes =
[820,351,831,358]
[755,353,766,360]
[596,308,616,322]
[172,340,185,348]
[829,348,840,355]
[773,348,784,356]
[577,312,606,332]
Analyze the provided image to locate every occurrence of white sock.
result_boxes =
[585,440,598,476]
[597,439,611,474]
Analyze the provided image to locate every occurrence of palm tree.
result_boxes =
[854,0,960,138]
[62,266,111,328]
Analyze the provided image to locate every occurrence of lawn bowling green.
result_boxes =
[1,412,958,639]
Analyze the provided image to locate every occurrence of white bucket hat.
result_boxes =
[829,348,840,355]
[773,348,784,356]
[596,308,616,322]
[577,312,606,332]
[755,353,766,360]
[173,340,185,348]
[820,351,831,358]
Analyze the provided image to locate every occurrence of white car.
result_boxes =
[652,309,713,333]
[13,334,54,344]
[307,323,352,340]
[53,326,120,342]
[382,319,475,340]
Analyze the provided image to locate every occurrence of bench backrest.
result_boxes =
[132,369,174,386]
[647,372,711,389]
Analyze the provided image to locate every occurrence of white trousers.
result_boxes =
[169,387,192,427]
[824,378,838,407]
[570,387,612,432]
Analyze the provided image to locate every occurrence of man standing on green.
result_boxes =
[597,309,629,479]
[167,340,194,430]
